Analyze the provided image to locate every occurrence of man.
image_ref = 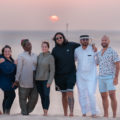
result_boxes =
[52,32,80,116]
[52,32,97,116]
[97,35,120,118]
[13,39,38,115]
[75,35,98,117]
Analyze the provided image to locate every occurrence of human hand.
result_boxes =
[92,44,97,52]
[0,58,5,64]
[14,59,18,64]
[12,81,19,88]
[113,77,118,85]
[46,84,51,88]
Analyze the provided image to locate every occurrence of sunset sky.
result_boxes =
[0,0,120,31]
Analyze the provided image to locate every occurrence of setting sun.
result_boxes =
[49,15,59,22]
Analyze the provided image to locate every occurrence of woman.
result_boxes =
[13,39,38,115]
[0,45,16,114]
[35,41,55,116]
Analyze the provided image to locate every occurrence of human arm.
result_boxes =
[113,62,120,85]
[47,55,55,88]
[12,55,23,87]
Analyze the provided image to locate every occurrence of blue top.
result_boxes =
[0,55,17,91]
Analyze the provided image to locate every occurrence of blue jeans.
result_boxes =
[36,80,50,110]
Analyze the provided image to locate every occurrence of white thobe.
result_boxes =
[75,45,98,115]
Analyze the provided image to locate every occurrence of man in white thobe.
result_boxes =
[75,35,98,117]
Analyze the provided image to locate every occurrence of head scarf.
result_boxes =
[21,39,29,47]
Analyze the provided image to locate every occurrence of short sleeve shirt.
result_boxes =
[97,47,120,76]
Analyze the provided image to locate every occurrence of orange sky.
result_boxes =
[0,0,120,31]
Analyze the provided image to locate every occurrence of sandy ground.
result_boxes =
[0,80,120,120]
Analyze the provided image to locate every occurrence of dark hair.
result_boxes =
[53,32,68,45]
[42,41,50,48]
[2,45,11,55]
[1,45,14,61]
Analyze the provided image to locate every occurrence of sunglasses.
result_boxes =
[56,37,63,40]
[81,39,89,41]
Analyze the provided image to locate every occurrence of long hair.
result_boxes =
[53,32,68,45]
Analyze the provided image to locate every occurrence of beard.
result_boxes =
[101,43,108,48]
[82,42,89,46]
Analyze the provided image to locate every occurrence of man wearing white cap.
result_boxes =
[75,35,98,117]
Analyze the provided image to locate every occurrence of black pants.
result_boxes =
[36,80,50,110]
[3,90,16,114]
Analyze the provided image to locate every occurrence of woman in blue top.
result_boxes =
[0,45,16,114]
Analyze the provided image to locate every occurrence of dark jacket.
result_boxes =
[0,55,16,91]
[52,42,80,76]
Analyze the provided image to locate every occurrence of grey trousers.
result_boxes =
[18,86,38,115]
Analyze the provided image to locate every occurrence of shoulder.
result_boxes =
[17,52,25,60]
[69,42,80,46]
[49,54,54,58]
[75,46,81,52]
[109,47,117,53]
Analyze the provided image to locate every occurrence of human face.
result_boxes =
[23,42,32,52]
[101,36,110,48]
[4,48,11,59]
[55,34,64,45]
[42,43,49,53]
[80,39,89,47]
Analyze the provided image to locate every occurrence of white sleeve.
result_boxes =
[74,49,78,61]
[15,54,23,81]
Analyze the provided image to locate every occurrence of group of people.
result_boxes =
[0,32,119,118]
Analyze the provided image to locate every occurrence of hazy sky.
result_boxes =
[0,0,120,31]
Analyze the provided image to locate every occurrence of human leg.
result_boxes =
[42,81,50,116]
[109,90,117,118]
[2,90,15,114]
[67,91,74,116]
[62,92,68,116]
[19,87,31,115]
[101,92,109,117]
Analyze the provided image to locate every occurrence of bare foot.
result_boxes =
[113,114,116,118]
[64,114,68,116]
[43,109,48,116]
[0,111,2,115]
[92,114,97,118]
[104,114,108,117]
[83,114,86,117]
[69,113,73,117]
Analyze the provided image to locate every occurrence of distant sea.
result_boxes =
[0,30,120,59]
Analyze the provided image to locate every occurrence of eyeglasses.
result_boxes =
[56,37,63,40]
[81,39,89,41]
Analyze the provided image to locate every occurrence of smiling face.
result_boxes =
[3,48,12,59]
[101,35,110,48]
[55,34,64,45]
[41,42,49,53]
